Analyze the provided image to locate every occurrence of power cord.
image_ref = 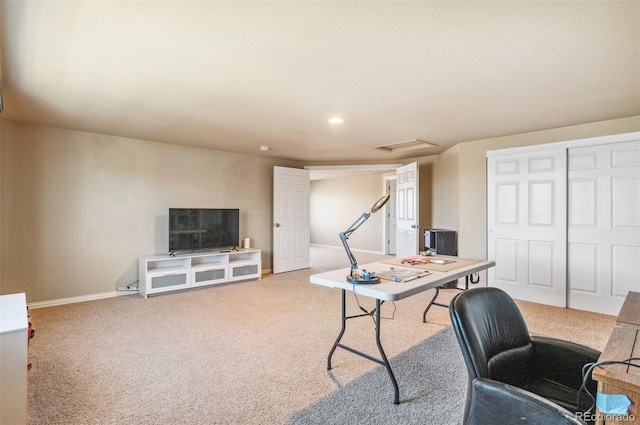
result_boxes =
[351,283,396,324]
[577,357,640,414]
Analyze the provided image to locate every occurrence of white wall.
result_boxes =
[310,173,386,252]
[0,121,301,302]
[310,159,438,254]
[434,145,459,231]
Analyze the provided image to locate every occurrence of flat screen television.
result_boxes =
[169,208,240,254]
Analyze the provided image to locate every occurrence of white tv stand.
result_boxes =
[138,249,261,298]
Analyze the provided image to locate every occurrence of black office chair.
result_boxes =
[449,287,600,425]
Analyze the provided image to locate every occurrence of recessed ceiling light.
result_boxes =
[329,117,344,124]
[260,145,270,151]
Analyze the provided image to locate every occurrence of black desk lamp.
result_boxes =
[339,193,390,284]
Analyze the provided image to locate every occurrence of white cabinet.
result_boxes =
[229,251,262,282]
[139,249,261,297]
[191,264,228,287]
[1,293,28,425]
[143,257,191,296]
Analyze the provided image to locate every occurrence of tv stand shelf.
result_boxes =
[138,249,261,298]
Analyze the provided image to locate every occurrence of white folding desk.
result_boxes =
[310,256,495,404]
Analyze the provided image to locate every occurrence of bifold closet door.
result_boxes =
[487,149,567,307]
[567,140,640,315]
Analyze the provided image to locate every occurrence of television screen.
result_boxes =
[169,208,239,253]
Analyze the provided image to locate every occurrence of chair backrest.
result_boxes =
[449,287,535,388]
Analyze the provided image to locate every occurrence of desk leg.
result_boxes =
[422,287,442,322]
[374,298,400,405]
[327,289,347,371]
[422,275,473,322]
[327,289,400,405]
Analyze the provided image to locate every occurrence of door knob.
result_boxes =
[274,223,281,227]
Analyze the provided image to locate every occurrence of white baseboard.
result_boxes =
[26,264,311,309]
[27,290,136,309]
[27,271,274,309]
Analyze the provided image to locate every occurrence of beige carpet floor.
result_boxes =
[26,247,616,424]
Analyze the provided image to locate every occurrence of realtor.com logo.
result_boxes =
[575,412,636,423]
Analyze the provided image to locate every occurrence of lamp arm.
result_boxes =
[339,212,371,277]
[339,232,357,277]
[341,212,371,238]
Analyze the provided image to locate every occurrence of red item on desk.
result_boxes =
[401,257,427,266]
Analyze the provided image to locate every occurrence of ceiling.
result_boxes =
[1,1,638,163]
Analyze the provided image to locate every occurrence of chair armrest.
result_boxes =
[531,336,600,393]
[467,378,587,425]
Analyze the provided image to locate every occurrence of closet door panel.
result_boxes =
[612,245,640,297]
[494,238,519,282]
[567,243,598,293]
[528,240,555,287]
[569,179,597,226]
[488,149,567,307]
[568,140,640,315]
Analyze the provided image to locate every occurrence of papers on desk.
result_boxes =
[382,256,477,272]
[400,257,455,266]
[376,268,430,282]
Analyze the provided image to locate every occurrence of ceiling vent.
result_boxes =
[374,139,436,153]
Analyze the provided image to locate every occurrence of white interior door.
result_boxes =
[396,162,419,258]
[487,149,567,307]
[273,166,310,274]
[567,140,640,315]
